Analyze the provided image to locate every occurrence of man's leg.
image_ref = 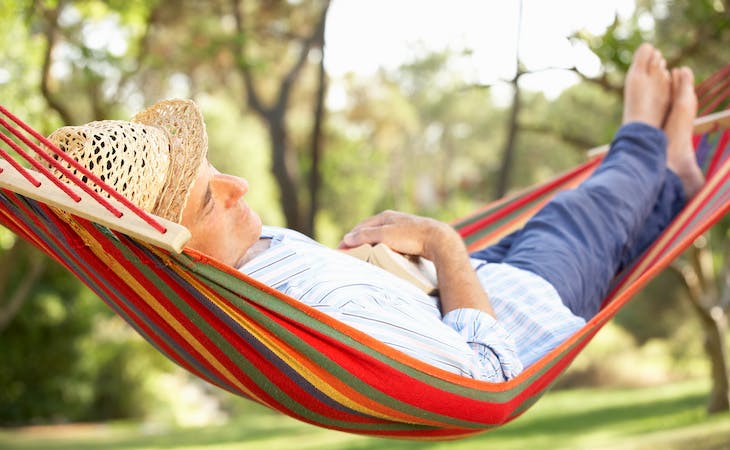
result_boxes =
[472,48,703,321]
[473,165,686,278]
[615,168,686,270]
[620,66,704,269]
[472,123,671,319]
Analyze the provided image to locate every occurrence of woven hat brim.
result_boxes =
[132,99,208,223]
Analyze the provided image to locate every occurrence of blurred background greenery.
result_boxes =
[0,0,728,445]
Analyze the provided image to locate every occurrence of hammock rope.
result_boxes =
[1,68,730,439]
[0,104,166,232]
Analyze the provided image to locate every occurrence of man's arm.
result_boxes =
[339,210,495,317]
[339,211,524,381]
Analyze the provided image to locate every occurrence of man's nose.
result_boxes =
[213,174,249,204]
[226,175,249,195]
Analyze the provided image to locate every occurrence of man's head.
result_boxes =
[46,99,261,267]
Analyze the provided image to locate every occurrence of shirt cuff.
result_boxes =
[442,308,524,382]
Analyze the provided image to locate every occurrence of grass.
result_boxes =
[1,379,728,450]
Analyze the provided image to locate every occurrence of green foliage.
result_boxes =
[79,323,172,421]
[550,82,622,150]
[0,253,169,425]
[321,49,517,234]
[0,1,62,133]
[575,16,648,75]
[567,0,730,381]
[0,256,96,424]
[316,129,391,245]
[576,0,730,83]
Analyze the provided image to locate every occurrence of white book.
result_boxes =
[341,243,438,295]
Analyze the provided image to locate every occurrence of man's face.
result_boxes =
[180,161,262,267]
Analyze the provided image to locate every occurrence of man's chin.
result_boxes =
[234,221,265,268]
[251,211,263,232]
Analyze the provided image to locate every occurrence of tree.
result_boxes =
[0,0,193,424]
[231,0,331,236]
[31,0,164,123]
[673,228,730,413]
[575,0,730,413]
[0,240,47,332]
[471,0,609,199]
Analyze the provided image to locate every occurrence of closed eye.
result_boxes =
[201,183,214,218]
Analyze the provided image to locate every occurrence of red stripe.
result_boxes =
[249,301,460,425]
[186,250,522,426]
[21,205,225,395]
[47,218,213,383]
[697,65,730,113]
[0,137,41,187]
[158,257,404,424]
[706,130,729,177]
[275,311,527,425]
[457,157,601,238]
[699,84,730,116]
[0,192,59,256]
[696,64,730,101]
[4,194,395,427]
[182,246,619,425]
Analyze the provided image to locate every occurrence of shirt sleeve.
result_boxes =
[307,302,492,379]
[442,308,523,382]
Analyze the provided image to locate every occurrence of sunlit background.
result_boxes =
[326,0,636,100]
[1,0,729,448]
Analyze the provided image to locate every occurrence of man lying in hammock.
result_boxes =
[47,44,705,383]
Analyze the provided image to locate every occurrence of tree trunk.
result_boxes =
[305,30,328,238]
[495,0,524,199]
[674,238,730,414]
[703,308,729,413]
[268,117,303,231]
[0,240,48,332]
[232,0,331,235]
[39,1,75,125]
[495,73,522,198]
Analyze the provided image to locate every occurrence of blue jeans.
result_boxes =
[470,123,687,320]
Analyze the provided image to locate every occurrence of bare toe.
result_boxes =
[665,67,704,197]
[649,49,662,72]
[622,44,671,127]
[632,43,655,73]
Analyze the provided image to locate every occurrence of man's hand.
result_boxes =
[338,210,460,262]
[339,210,495,317]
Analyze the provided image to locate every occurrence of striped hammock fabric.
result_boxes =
[1,72,730,440]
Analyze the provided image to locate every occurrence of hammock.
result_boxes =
[1,71,730,440]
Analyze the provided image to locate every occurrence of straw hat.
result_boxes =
[45,99,208,223]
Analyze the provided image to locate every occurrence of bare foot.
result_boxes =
[622,43,671,127]
[665,67,704,198]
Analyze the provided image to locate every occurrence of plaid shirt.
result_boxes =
[239,227,585,382]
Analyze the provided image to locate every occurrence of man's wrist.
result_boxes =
[423,221,465,263]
